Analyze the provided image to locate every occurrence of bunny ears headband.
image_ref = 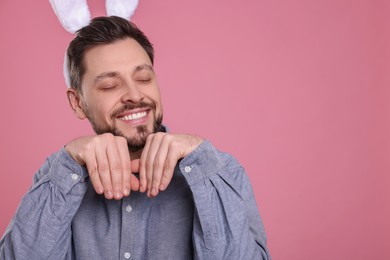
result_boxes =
[49,0,139,33]
[49,0,140,87]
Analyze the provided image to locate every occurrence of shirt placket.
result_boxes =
[120,195,136,259]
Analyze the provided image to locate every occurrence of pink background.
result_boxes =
[0,0,389,259]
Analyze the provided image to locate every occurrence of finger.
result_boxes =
[94,142,114,199]
[159,141,178,192]
[106,139,124,200]
[139,134,154,193]
[130,173,140,191]
[85,152,104,195]
[131,158,140,173]
[144,133,165,197]
[130,158,140,191]
[150,135,170,196]
[115,137,131,197]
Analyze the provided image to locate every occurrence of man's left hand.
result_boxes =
[137,133,203,197]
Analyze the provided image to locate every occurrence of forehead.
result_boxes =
[83,38,152,77]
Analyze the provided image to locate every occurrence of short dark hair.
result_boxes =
[66,16,154,91]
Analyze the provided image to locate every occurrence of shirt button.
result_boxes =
[71,173,79,180]
[125,205,132,212]
[184,166,192,173]
[124,252,131,259]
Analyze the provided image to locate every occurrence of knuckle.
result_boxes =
[162,133,172,142]
[123,161,131,171]
[153,160,162,169]
[144,160,153,171]
[169,139,179,149]
[98,162,109,172]
[116,135,127,143]
[146,133,155,141]
[102,133,114,140]
[163,161,172,172]
[93,135,103,144]
[155,132,165,138]
[85,142,94,152]
[112,182,122,189]
[110,162,122,172]
[88,166,98,177]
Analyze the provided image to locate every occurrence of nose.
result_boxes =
[120,80,144,104]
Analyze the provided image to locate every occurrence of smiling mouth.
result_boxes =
[118,111,148,121]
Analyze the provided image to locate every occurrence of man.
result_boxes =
[0,16,270,259]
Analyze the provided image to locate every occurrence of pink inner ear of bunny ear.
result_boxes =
[106,0,139,20]
[49,0,91,33]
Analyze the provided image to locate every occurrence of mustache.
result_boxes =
[111,101,157,119]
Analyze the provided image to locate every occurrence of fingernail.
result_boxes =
[115,191,122,199]
[159,184,165,191]
[123,188,129,196]
[152,188,157,196]
[106,190,113,199]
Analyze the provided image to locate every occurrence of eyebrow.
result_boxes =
[133,64,154,74]
[94,71,120,85]
[93,64,154,85]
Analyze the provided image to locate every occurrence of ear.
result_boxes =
[67,88,87,119]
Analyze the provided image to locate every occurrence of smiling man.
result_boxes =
[0,16,271,259]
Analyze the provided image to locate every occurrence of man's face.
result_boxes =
[75,38,163,152]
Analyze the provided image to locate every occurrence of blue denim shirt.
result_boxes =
[1,141,270,259]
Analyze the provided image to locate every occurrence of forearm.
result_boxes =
[180,141,271,259]
[0,148,88,259]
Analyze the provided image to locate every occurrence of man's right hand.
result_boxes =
[65,133,140,200]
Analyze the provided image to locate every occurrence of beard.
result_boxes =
[85,101,163,153]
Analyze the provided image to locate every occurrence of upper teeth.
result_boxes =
[119,111,147,120]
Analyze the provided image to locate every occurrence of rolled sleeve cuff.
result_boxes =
[47,148,89,193]
[179,140,224,186]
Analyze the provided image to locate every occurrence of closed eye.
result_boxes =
[99,84,118,90]
[137,78,152,84]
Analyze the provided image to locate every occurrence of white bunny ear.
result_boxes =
[49,0,91,33]
[106,0,139,20]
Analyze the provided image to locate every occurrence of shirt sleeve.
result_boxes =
[0,148,89,260]
[180,140,271,260]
